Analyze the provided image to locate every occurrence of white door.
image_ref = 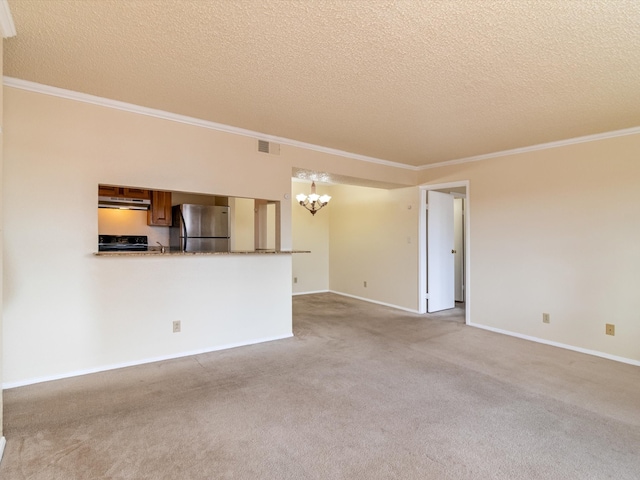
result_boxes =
[427,191,455,312]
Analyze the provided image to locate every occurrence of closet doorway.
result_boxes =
[418,181,469,324]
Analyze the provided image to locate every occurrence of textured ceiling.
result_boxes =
[292,168,406,190]
[4,0,640,167]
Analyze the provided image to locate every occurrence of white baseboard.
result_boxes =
[2,333,293,390]
[292,289,329,296]
[329,290,420,313]
[0,436,6,465]
[468,322,640,367]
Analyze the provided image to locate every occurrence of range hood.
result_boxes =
[98,196,151,210]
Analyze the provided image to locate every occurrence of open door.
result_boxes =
[427,190,455,312]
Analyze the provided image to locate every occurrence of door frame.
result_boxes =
[419,181,470,325]
[452,194,466,302]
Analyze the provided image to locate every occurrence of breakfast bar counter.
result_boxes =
[94,250,309,256]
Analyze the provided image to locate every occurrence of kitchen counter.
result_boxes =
[94,250,310,256]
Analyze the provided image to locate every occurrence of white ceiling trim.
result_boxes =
[418,126,640,171]
[5,76,638,173]
[2,76,416,171]
[0,0,15,38]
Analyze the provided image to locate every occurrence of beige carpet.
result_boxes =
[1,293,639,479]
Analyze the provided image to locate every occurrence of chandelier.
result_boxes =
[296,181,331,216]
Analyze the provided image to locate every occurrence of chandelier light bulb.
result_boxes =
[296,181,331,216]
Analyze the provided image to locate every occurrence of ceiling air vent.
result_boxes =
[257,140,280,155]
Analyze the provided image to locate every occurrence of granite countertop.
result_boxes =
[94,249,309,256]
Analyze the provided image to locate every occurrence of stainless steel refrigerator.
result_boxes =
[170,204,230,252]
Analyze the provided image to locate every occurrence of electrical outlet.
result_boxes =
[542,313,550,324]
[364,281,367,288]
[294,277,298,284]
[606,323,615,336]
[173,320,181,333]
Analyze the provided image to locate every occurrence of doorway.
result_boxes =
[418,181,470,324]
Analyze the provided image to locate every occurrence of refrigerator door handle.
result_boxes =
[179,207,188,252]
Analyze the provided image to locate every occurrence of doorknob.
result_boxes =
[451,249,457,254]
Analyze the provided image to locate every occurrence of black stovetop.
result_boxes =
[98,235,148,252]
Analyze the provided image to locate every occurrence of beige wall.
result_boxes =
[419,134,640,362]
[291,181,421,311]
[0,37,4,436]
[3,79,638,388]
[230,197,255,251]
[329,184,420,311]
[2,87,295,386]
[291,182,331,294]
[2,85,414,386]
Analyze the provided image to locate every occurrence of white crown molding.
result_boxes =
[418,125,640,170]
[0,0,16,38]
[5,77,638,173]
[2,76,416,171]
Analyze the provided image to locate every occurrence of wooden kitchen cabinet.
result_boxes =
[98,185,150,199]
[123,188,151,199]
[98,185,121,197]
[147,190,172,226]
